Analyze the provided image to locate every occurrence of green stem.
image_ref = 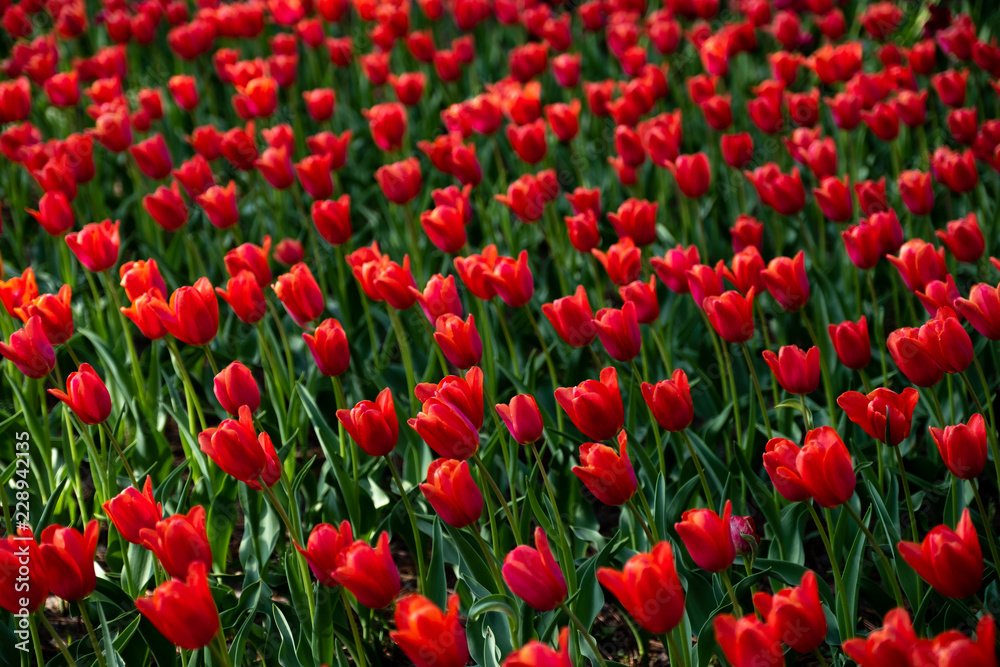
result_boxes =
[625,497,655,545]
[892,446,920,543]
[386,306,416,409]
[740,344,772,439]
[842,501,905,607]
[681,430,715,512]
[339,587,368,667]
[494,301,520,379]
[527,307,564,432]
[28,613,45,667]
[471,523,505,593]
[634,483,660,543]
[207,630,233,667]
[37,613,77,667]
[718,568,742,616]
[100,422,138,487]
[386,460,427,592]
[77,602,108,667]
[560,602,608,667]
[800,310,836,423]
[971,478,1000,568]
[721,343,742,458]
[970,357,1000,495]
[799,393,813,431]
[867,271,889,384]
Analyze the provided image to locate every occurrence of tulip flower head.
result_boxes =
[502,527,567,611]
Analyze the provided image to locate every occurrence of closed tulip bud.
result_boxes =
[641,369,694,432]
[136,562,219,650]
[813,175,853,222]
[714,613,784,667]
[861,102,899,141]
[917,276,961,318]
[898,170,935,215]
[420,459,482,528]
[841,220,884,270]
[198,406,281,491]
[887,327,945,387]
[503,527,567,611]
[730,515,759,557]
[300,317,348,377]
[487,250,534,308]
[376,157,422,204]
[216,270,266,325]
[593,237,642,287]
[544,100,581,142]
[597,541,685,634]
[495,394,544,445]
[66,219,120,272]
[167,75,199,111]
[614,125,645,167]
[48,363,111,424]
[931,147,979,194]
[25,190,74,236]
[620,276,659,324]
[704,288,755,344]
[103,476,162,545]
[899,510,983,599]
[0,528,48,614]
[296,521,354,587]
[720,132,754,169]
[434,313,482,369]
[564,211,600,253]
[337,388,398,457]
[506,119,547,165]
[608,198,657,246]
[312,195,352,246]
[719,248,765,297]
[225,237,272,287]
[213,361,259,416]
[294,153,335,200]
[390,594,469,667]
[420,205,466,254]
[555,367,624,442]
[888,239,948,293]
[541,286,596,347]
[130,133,173,179]
[918,307,973,374]
[408,396,480,460]
[651,244,700,294]
[931,414,988,480]
[121,291,168,340]
[197,181,239,229]
[762,345,820,395]
[763,436,812,502]
[272,263,323,327]
[752,571,826,653]
[409,274,463,323]
[828,317,871,370]
[744,164,805,215]
[668,152,711,198]
[14,284,73,345]
[593,302,641,362]
[936,213,984,264]
[503,628,570,667]
[172,156,214,199]
[142,181,189,232]
[254,146,294,190]
[573,431,637,506]
[842,609,925,666]
[334,532,400,608]
[956,282,1000,340]
[415,367,484,429]
[762,251,810,312]
[800,426,856,507]
[0,316,55,379]
[932,69,969,108]
[676,500,735,572]
[151,277,219,346]
[302,88,335,122]
[39,520,99,601]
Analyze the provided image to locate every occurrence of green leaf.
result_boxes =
[272,604,301,667]
[427,518,448,610]
[296,384,360,526]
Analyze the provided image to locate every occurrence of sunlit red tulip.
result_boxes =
[130,133,173,180]
[936,213,985,264]
[334,531,400,608]
[151,278,218,346]
[762,345,820,395]
[0,316,55,378]
[136,562,219,650]
[573,431,637,506]
[503,527,566,611]
[420,459,482,528]
[48,362,110,425]
[813,175,853,222]
[102,476,162,546]
[65,219,120,272]
[197,181,238,230]
[13,283,73,345]
[555,367,623,442]
[761,251,809,312]
[720,132,754,169]
[842,608,926,666]
[593,237,641,287]
[376,157,422,204]
[931,414,988,481]
[0,528,48,614]
[25,189,74,236]
[676,500,735,573]
[704,289,755,344]
[39,520,98,601]
[390,594,469,667]
[763,427,855,507]
[434,313,482,369]
[597,541,685,634]
[198,406,280,491]
[956,282,1000,340]
[899,509,983,599]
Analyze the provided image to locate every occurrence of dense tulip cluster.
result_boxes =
[2,0,1000,665]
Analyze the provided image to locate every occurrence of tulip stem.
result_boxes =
[559,602,608,667]
[100,421,138,488]
[718,568,742,616]
[799,310,836,424]
[755,304,780,408]
[471,522,505,592]
[867,271,889,384]
[681,430,715,512]
[970,355,1000,498]
[634,483,660,543]
[799,393,813,431]
[814,649,830,667]
[630,360,665,476]
[386,460,427,592]
[77,602,108,667]
[385,306,416,409]
[806,503,849,637]
[720,342,741,461]
[203,346,220,376]
[493,301,521,380]
[740,344,772,439]
[331,377,357,485]
[261,477,316,622]
[527,442,574,591]
[483,387,521,538]
[970,478,1000,568]
[664,630,682,667]
[474,453,522,545]
[102,271,147,408]
[266,299,296,389]
[841,501,905,607]
[891,446,920,543]
[37,612,77,667]
[166,338,208,432]
[525,307,564,434]
[28,613,45,667]
[339,587,368,667]
[625,497,655,545]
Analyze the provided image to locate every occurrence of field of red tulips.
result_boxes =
[4,0,1000,665]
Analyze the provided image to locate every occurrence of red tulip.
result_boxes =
[956,282,1000,340]
[763,427,856,507]
[38,520,98,601]
[651,244,700,294]
[434,313,482,369]
[620,276,659,324]
[295,521,354,588]
[391,594,469,667]
[44,71,80,107]
[301,317,349,377]
[273,263,323,327]
[143,181,189,231]
[608,198,657,246]
[597,541,685,634]
[761,251,809,312]
[103,476,162,545]
[216,270,266,325]
[719,247,765,296]
[887,327,946,387]
[14,284,73,345]
[0,528,48,614]
[90,110,132,152]
[65,219,120,272]
[720,132,754,169]
[212,361,259,416]
[753,570,826,653]
[495,173,547,223]
[150,277,219,346]
[931,414,988,481]
[675,500,735,572]
[420,204,466,254]
[48,363,111,425]
[408,390,480,460]
[136,562,220,650]
[592,301,642,362]
[502,527,567,611]
[333,531,400,608]
[931,147,979,194]
[838,387,920,447]
[932,69,969,108]
[506,119,547,165]
[593,237,642,287]
[744,164,805,215]
[668,153,711,198]
[888,239,948,294]
[936,213,985,264]
[827,317,871,370]
[813,175,853,222]
[389,72,426,106]
[25,190,74,236]
[420,459,482,528]
[197,181,238,229]
[861,101,899,141]
[899,509,983,599]
[495,394,544,445]
[842,608,928,666]
[502,628,570,667]
[544,100,581,142]
[762,345,820,395]
[336,388,398,457]
[198,406,280,491]
[302,88,335,122]
[714,613,784,667]
[121,291,168,340]
[555,366,623,442]
[573,431,637,506]
[897,170,935,216]
[700,94,732,131]
[168,75,199,111]
[0,316,56,379]
[487,250,534,308]
[918,307,973,374]
[640,369,694,432]
[376,157,422,204]
[130,133,173,180]
[172,156,214,199]
[704,288,755,344]
[254,145,294,190]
